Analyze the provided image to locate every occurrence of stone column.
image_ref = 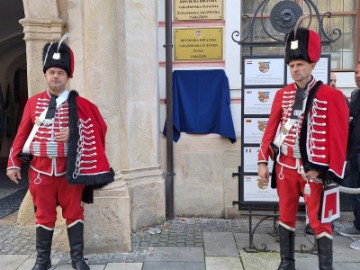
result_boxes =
[116,0,166,230]
[69,0,165,252]
[67,0,132,252]
[19,19,63,96]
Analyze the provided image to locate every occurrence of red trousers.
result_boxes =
[276,156,332,235]
[28,168,85,228]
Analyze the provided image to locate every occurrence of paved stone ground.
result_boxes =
[0,210,354,265]
[1,162,359,269]
[131,218,249,249]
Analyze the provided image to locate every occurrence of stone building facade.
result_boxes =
[1,0,356,253]
[12,0,245,253]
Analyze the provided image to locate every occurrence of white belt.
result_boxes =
[280,144,301,158]
[22,90,69,154]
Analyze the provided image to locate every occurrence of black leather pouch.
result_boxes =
[17,153,33,162]
[269,143,279,189]
[269,142,279,161]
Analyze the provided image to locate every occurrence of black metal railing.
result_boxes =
[232,0,341,54]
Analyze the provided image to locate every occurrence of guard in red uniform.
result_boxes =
[258,27,348,269]
[6,35,114,270]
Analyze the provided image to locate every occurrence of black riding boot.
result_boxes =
[317,236,333,270]
[32,226,53,270]
[67,222,90,270]
[278,225,296,270]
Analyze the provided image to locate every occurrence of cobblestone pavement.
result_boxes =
[1,163,358,268]
[0,210,354,265]
[131,218,249,249]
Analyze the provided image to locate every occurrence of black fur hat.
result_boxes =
[285,27,321,64]
[42,33,74,77]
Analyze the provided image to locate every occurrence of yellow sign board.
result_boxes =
[174,0,223,21]
[174,28,223,61]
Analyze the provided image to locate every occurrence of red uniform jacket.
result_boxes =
[258,81,349,179]
[7,91,68,174]
[7,90,114,190]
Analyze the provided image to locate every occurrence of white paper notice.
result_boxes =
[244,58,285,86]
[243,175,279,202]
[243,146,274,173]
[243,88,278,115]
[243,118,268,144]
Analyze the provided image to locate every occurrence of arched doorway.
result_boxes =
[0,0,28,219]
[0,0,27,158]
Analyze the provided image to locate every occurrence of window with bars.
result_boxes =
[240,0,359,70]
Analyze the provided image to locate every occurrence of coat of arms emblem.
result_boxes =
[257,120,268,132]
[258,61,270,73]
[258,91,270,102]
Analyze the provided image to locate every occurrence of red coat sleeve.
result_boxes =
[76,96,108,148]
[327,89,349,177]
[90,102,107,148]
[7,100,34,169]
[258,88,284,163]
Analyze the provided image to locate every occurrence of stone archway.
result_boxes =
[20,0,65,96]
[0,0,27,158]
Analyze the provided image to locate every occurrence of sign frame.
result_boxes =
[239,55,330,205]
[242,56,286,87]
[174,27,223,61]
[173,0,224,21]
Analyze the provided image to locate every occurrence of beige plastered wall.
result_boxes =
[157,0,243,219]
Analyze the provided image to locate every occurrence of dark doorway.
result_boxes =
[0,0,28,219]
